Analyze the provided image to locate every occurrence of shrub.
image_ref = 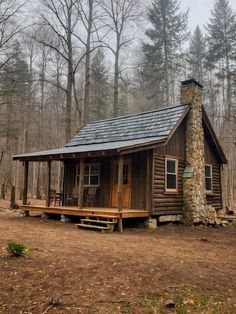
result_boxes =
[193,294,208,305]
[7,241,27,257]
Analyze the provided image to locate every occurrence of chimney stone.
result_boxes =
[181,79,206,224]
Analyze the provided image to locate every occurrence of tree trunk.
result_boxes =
[84,0,94,125]
[66,4,73,142]
[113,40,120,117]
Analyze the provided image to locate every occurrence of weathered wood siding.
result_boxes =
[152,121,186,215]
[131,151,152,210]
[63,153,151,210]
[99,158,111,207]
[204,137,222,210]
[63,160,76,195]
[153,155,185,215]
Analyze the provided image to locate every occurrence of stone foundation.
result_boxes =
[158,215,182,223]
[145,218,157,229]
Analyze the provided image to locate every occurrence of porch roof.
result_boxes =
[13,136,166,161]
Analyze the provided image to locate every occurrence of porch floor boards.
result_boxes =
[20,205,150,219]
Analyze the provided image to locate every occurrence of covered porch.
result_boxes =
[13,139,157,231]
[20,204,149,219]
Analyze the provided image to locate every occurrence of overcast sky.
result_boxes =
[181,0,236,32]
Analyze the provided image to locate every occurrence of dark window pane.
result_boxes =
[167,174,176,189]
[84,165,90,175]
[167,160,176,174]
[205,165,211,177]
[90,175,99,185]
[83,175,89,185]
[205,178,212,191]
[91,165,99,174]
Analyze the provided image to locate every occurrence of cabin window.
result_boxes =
[76,163,100,187]
[165,158,178,192]
[205,164,212,192]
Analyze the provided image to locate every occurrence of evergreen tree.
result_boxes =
[187,26,205,83]
[89,49,109,121]
[206,0,236,116]
[0,42,31,142]
[142,0,188,107]
[0,41,31,186]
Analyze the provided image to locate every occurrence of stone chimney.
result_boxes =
[181,79,206,224]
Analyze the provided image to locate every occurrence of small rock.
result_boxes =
[200,237,208,242]
[165,300,175,308]
[221,220,229,225]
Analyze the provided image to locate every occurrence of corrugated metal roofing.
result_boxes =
[13,137,165,159]
[66,104,189,147]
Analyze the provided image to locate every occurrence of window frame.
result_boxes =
[165,157,178,193]
[205,164,213,193]
[76,162,100,187]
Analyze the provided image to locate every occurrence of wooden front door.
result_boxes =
[111,159,132,208]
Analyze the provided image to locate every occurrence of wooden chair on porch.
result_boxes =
[49,189,56,205]
[85,187,97,207]
[49,189,63,207]
[66,192,79,206]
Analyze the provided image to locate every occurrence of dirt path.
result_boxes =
[0,210,235,314]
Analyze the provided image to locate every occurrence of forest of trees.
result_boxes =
[0,0,236,207]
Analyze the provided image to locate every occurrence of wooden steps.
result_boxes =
[76,217,118,233]
[81,218,117,224]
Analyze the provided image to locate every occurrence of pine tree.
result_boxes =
[187,26,205,83]
[206,0,236,116]
[89,49,109,121]
[0,41,31,186]
[0,42,31,143]
[142,0,188,107]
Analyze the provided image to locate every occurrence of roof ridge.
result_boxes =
[86,103,190,126]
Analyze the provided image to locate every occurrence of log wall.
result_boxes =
[204,137,222,210]
[152,121,186,215]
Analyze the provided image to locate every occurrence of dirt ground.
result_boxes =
[0,209,236,314]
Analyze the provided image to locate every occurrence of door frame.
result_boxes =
[110,158,132,208]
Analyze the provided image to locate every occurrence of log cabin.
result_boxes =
[13,79,227,231]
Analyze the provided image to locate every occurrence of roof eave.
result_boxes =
[163,104,190,145]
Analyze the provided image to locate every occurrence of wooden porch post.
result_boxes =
[78,157,84,208]
[46,160,51,207]
[117,155,124,232]
[146,150,150,211]
[62,161,66,206]
[22,161,29,205]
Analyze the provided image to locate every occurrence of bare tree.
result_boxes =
[35,0,80,141]
[99,0,140,117]
[0,0,27,69]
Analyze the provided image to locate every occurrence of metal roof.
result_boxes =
[13,137,166,160]
[13,104,190,160]
[66,104,189,147]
